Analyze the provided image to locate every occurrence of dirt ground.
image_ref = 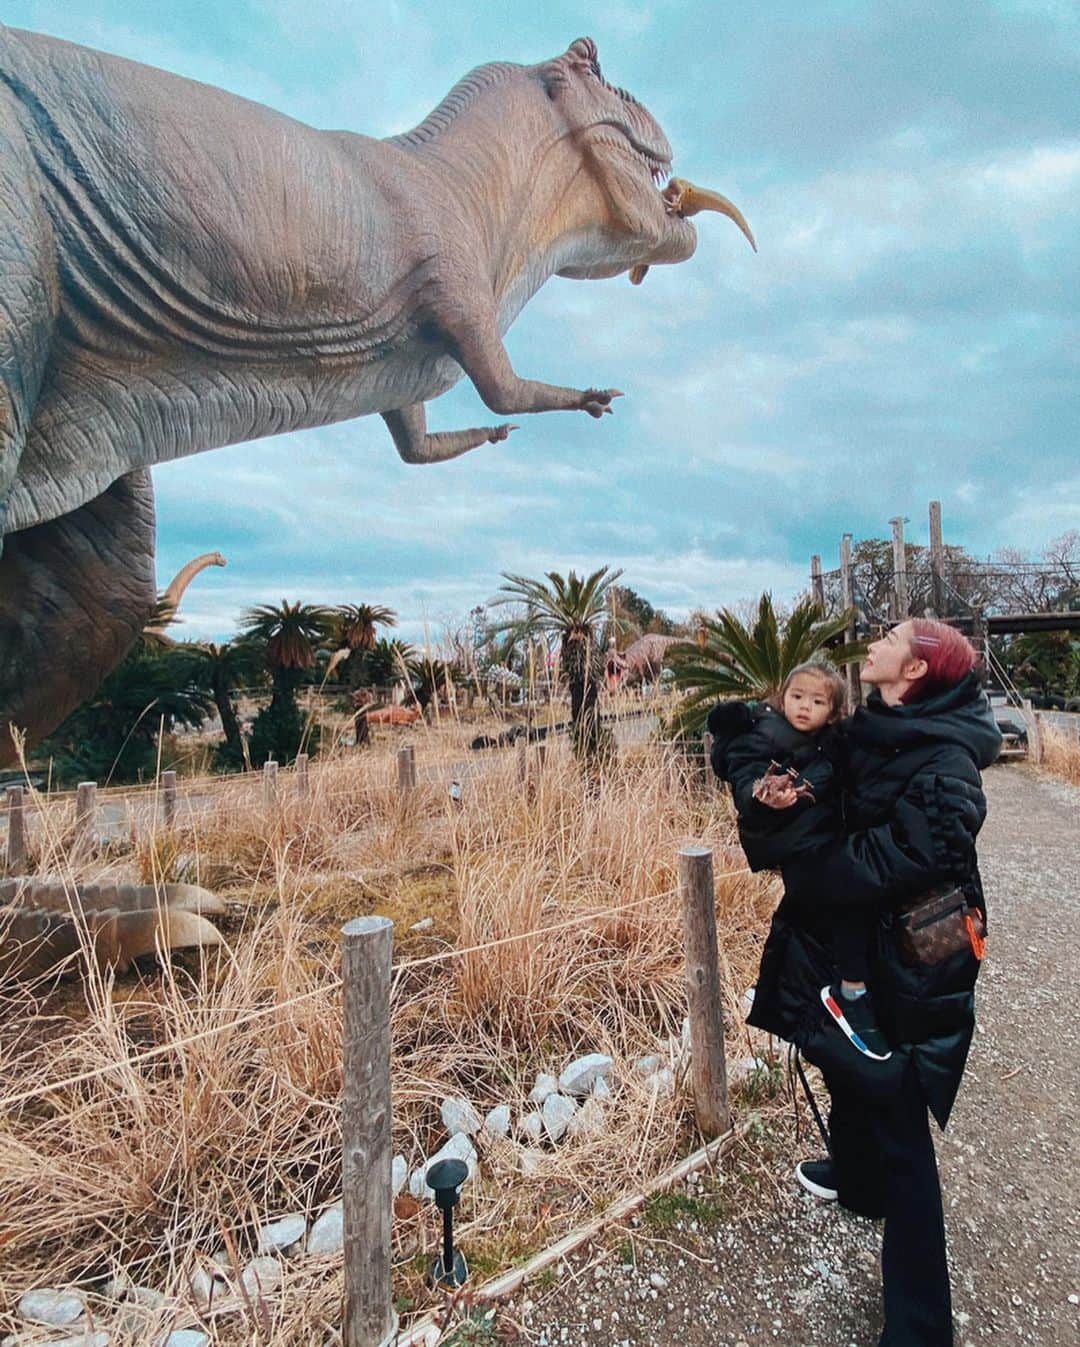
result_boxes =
[481,763,1080,1347]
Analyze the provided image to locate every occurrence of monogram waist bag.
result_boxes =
[894,885,986,968]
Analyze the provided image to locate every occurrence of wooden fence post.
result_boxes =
[296,752,310,801]
[396,745,416,795]
[839,533,861,709]
[890,516,909,620]
[679,846,729,1138]
[517,739,528,784]
[810,554,824,608]
[928,500,945,617]
[6,786,26,873]
[341,915,396,1347]
[162,770,177,830]
[262,760,279,810]
[74,781,97,856]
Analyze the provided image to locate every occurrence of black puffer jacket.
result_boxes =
[709,703,842,872]
[748,672,1001,1126]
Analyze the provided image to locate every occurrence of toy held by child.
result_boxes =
[708,662,891,1061]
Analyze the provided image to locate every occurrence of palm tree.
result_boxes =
[240,600,334,764]
[332,604,398,688]
[358,637,417,689]
[667,593,864,734]
[492,566,624,759]
[184,640,264,768]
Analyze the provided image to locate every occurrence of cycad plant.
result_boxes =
[667,593,864,734]
[492,566,624,760]
[240,600,334,764]
[333,604,398,687]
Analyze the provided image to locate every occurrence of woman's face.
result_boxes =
[861,621,927,701]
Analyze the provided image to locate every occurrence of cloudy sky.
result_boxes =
[8,1,1078,642]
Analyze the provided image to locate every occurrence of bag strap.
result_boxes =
[793,1047,832,1155]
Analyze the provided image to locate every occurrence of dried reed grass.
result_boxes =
[1040,724,1080,786]
[0,721,778,1344]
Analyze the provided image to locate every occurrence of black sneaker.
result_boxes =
[820,985,892,1060]
[795,1158,838,1201]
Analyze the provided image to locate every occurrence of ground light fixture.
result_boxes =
[426,1157,469,1288]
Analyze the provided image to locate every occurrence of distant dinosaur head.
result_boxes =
[536,38,755,283]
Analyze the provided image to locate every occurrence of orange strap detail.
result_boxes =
[964,911,986,961]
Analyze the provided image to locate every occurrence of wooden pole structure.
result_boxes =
[839,533,861,709]
[890,516,909,620]
[162,770,177,830]
[396,744,417,795]
[262,760,279,810]
[929,500,945,617]
[516,738,528,784]
[678,846,729,1138]
[6,786,26,873]
[74,781,97,856]
[341,915,397,1347]
[296,752,310,801]
[810,554,824,608]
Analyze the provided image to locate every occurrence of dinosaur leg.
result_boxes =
[0,469,156,765]
[441,304,622,420]
[382,403,518,465]
[0,95,59,528]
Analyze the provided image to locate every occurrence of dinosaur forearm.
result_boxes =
[382,404,517,464]
[445,306,621,419]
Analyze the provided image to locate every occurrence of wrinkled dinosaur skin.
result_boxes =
[0,28,752,759]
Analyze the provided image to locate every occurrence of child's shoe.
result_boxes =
[820,985,892,1060]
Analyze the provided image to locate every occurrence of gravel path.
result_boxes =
[491,763,1080,1347]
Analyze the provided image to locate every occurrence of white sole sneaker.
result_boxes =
[820,986,892,1060]
[795,1160,838,1201]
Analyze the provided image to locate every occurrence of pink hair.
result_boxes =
[900,619,978,703]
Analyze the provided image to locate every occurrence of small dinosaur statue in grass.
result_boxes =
[0,30,755,757]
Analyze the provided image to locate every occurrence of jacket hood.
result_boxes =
[852,671,1002,769]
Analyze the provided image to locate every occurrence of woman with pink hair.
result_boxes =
[744,618,1001,1346]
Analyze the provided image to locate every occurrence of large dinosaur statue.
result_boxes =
[144,551,227,640]
[605,633,680,692]
[0,29,755,762]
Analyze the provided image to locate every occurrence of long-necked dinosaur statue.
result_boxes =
[0,879,225,983]
[0,30,755,761]
[144,551,227,641]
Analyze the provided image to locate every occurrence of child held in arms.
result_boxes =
[708,662,891,1061]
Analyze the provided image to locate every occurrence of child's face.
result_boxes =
[781,672,834,733]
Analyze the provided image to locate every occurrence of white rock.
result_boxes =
[633,1055,662,1077]
[242,1256,283,1298]
[408,1132,478,1198]
[306,1202,344,1255]
[591,1076,611,1100]
[409,916,434,931]
[440,1096,482,1136]
[483,1104,511,1137]
[519,1147,547,1177]
[210,1249,231,1271]
[519,1111,544,1144]
[162,1333,210,1347]
[646,1067,675,1097]
[17,1289,86,1326]
[528,1073,559,1103]
[392,1154,408,1197]
[559,1054,614,1097]
[42,1334,109,1347]
[542,1092,577,1142]
[649,1272,668,1290]
[127,1285,166,1309]
[188,1264,225,1306]
[567,1097,605,1139]
[257,1212,307,1254]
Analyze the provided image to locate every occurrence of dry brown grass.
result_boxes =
[0,717,779,1344]
[1040,724,1080,786]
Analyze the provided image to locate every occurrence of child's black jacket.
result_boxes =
[707,700,843,872]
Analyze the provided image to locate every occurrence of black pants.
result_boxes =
[825,1065,953,1347]
[828,903,876,983]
